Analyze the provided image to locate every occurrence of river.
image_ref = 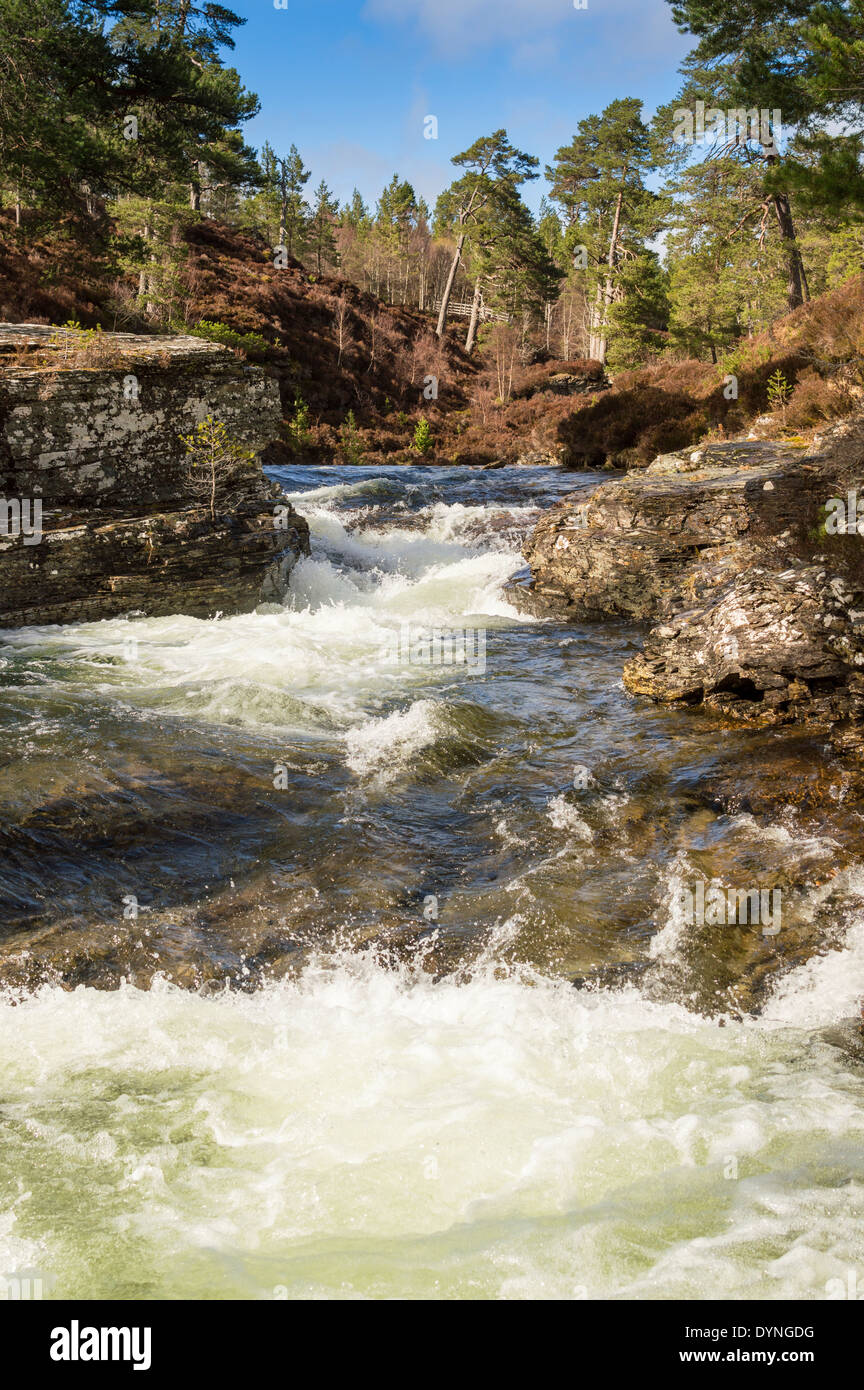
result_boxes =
[1,463,863,1299]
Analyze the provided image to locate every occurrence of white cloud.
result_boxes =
[363,0,686,64]
[363,0,580,51]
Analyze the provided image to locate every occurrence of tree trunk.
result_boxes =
[770,190,809,309]
[190,181,200,213]
[436,232,466,338]
[588,285,607,364]
[139,216,155,317]
[465,278,483,354]
[592,189,623,366]
[761,147,808,309]
[607,191,623,261]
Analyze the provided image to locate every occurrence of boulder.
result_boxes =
[522,442,816,621]
[521,431,864,741]
[623,565,864,729]
[0,325,309,625]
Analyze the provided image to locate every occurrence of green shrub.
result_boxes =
[180,414,257,521]
[766,368,793,421]
[340,410,365,465]
[412,417,434,455]
[287,394,313,451]
[187,319,270,358]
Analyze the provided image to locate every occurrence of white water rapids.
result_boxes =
[2,947,864,1300]
[1,465,863,1300]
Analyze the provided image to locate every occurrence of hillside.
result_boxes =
[558,277,864,468]
[2,213,863,471]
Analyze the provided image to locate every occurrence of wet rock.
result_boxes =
[0,494,309,626]
[522,447,815,621]
[623,565,864,726]
[523,428,864,740]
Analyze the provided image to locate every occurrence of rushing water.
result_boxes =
[1,463,864,1300]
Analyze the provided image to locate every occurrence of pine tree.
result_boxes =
[259,143,311,257]
[0,0,120,224]
[376,175,418,301]
[0,0,259,255]
[343,189,371,231]
[783,0,864,213]
[462,184,561,352]
[663,0,822,308]
[434,130,539,337]
[412,417,434,454]
[310,180,339,275]
[661,154,772,359]
[547,99,656,364]
[606,253,671,370]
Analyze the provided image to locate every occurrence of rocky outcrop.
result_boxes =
[543,371,609,399]
[521,432,864,742]
[521,441,815,619]
[624,565,864,727]
[0,501,309,628]
[0,325,309,626]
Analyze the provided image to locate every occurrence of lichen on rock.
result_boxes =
[521,431,864,747]
[0,325,309,626]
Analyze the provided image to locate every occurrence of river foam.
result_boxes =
[1,933,864,1301]
[0,488,527,739]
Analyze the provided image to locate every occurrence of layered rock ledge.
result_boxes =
[520,429,864,741]
[0,324,309,625]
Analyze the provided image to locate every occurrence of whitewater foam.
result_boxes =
[0,496,527,738]
[4,464,864,1302]
[345,699,443,781]
[546,793,593,841]
[1,948,863,1300]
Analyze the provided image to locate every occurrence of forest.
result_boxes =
[0,1,863,395]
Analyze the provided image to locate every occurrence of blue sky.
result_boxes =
[230,0,693,214]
